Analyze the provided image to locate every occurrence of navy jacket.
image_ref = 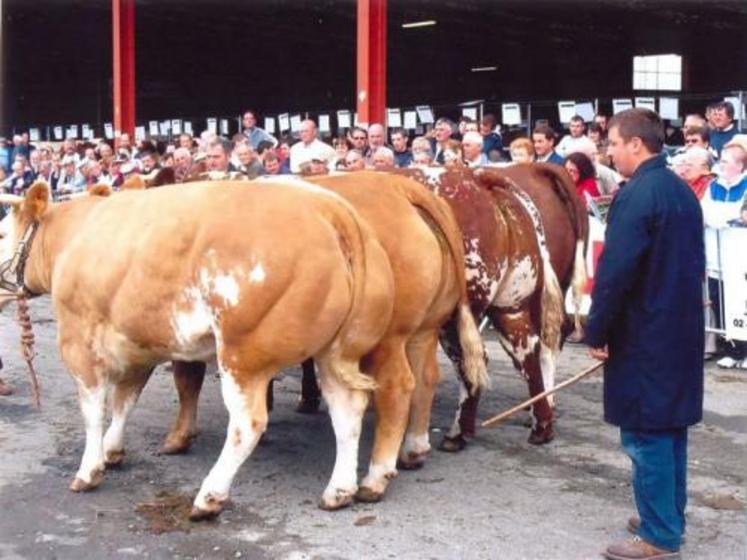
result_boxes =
[585,154,705,430]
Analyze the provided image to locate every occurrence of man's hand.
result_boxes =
[588,346,609,361]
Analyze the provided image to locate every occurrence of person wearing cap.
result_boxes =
[289,120,336,173]
[56,155,86,193]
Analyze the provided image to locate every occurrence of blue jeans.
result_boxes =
[620,428,687,551]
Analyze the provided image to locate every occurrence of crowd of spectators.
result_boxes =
[1,101,746,367]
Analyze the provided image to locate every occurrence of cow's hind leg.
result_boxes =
[103,367,154,466]
[313,355,370,510]
[492,308,555,445]
[191,365,273,520]
[356,339,414,503]
[162,361,206,455]
[399,330,440,469]
[70,380,107,492]
[437,318,481,453]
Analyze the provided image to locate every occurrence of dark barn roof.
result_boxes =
[2,0,746,130]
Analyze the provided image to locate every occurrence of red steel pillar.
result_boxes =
[112,0,135,147]
[356,0,387,128]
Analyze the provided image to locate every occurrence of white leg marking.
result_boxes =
[320,371,368,507]
[539,343,557,408]
[194,369,264,511]
[446,382,469,439]
[75,383,107,483]
[400,431,431,458]
[103,392,138,456]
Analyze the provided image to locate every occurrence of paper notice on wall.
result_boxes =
[264,117,276,134]
[53,126,63,140]
[104,123,114,139]
[171,119,182,135]
[337,110,351,129]
[135,126,146,142]
[81,124,91,139]
[416,105,434,124]
[206,118,217,134]
[354,112,361,127]
[462,107,478,120]
[613,99,633,114]
[159,121,170,136]
[148,121,159,136]
[29,128,40,142]
[403,111,418,130]
[574,102,596,122]
[290,114,302,132]
[387,108,402,128]
[658,97,679,120]
[634,97,656,111]
[184,121,193,136]
[557,100,576,124]
[220,119,229,135]
[278,113,290,132]
[318,114,330,133]
[501,103,521,126]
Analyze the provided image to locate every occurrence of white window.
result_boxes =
[633,54,682,91]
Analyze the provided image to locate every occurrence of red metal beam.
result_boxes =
[112,0,135,147]
[356,0,387,128]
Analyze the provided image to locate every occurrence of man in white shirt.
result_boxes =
[289,120,337,173]
[462,131,488,167]
[556,115,589,157]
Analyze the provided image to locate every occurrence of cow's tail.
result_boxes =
[394,177,488,392]
[326,196,380,392]
[536,163,589,333]
[541,257,565,355]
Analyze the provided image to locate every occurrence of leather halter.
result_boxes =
[0,221,40,297]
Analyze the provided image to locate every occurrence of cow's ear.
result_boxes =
[87,184,113,197]
[23,180,50,221]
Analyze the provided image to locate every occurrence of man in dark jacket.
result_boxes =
[585,108,704,560]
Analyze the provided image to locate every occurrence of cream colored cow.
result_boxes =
[0,179,394,519]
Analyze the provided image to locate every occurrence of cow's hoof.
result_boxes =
[104,449,125,467]
[319,489,355,511]
[528,426,555,445]
[438,435,467,453]
[295,398,321,414]
[189,505,222,521]
[69,469,104,492]
[160,435,193,455]
[397,454,426,471]
[355,486,384,503]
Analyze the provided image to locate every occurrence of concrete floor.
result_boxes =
[0,298,744,559]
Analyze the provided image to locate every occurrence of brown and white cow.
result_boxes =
[0,179,396,519]
[162,171,488,502]
[398,165,587,448]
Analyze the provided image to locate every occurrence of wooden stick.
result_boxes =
[481,360,604,428]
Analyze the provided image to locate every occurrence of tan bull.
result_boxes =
[0,179,395,519]
[164,171,488,502]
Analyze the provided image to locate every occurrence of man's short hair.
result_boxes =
[209,137,233,156]
[462,131,484,147]
[435,117,453,131]
[390,127,407,138]
[569,115,585,124]
[715,101,735,120]
[481,113,497,129]
[532,124,557,142]
[684,126,710,143]
[608,108,665,154]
